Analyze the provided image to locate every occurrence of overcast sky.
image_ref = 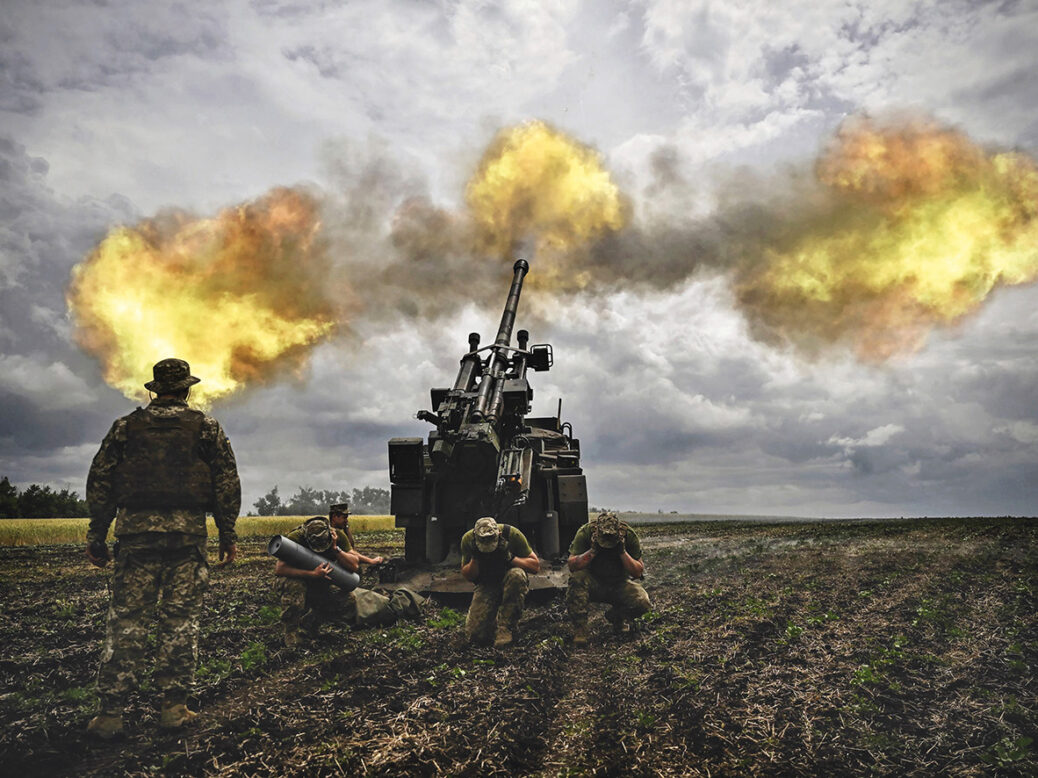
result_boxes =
[2,0,1037,518]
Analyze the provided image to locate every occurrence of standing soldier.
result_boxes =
[460,517,540,648]
[566,511,650,647]
[84,358,240,740]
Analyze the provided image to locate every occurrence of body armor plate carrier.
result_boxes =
[475,525,514,585]
[115,408,215,510]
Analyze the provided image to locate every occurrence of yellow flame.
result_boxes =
[465,120,627,281]
[67,188,338,406]
[736,118,1038,360]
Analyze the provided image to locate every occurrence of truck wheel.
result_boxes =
[404,525,426,564]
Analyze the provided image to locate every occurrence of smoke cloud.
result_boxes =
[67,115,1038,403]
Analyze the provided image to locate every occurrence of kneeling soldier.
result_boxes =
[274,516,359,647]
[566,511,650,647]
[461,517,540,648]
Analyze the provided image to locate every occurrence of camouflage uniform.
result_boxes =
[461,521,533,645]
[566,516,650,634]
[276,519,358,639]
[87,360,240,715]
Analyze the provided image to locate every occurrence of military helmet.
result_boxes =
[303,517,334,553]
[144,358,201,394]
[473,517,501,553]
[592,511,623,548]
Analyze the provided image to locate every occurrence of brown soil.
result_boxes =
[0,519,1035,776]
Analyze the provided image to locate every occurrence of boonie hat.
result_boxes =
[329,503,349,517]
[303,517,333,553]
[592,511,622,548]
[473,517,501,553]
[144,358,201,394]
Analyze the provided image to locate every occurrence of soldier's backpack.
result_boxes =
[115,407,215,510]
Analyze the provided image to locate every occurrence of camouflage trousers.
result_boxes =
[96,544,209,712]
[466,567,529,645]
[566,570,650,627]
[276,577,357,636]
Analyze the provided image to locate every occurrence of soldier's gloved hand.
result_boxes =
[86,540,110,568]
[217,540,237,568]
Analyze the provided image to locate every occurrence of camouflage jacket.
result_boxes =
[86,398,241,545]
[568,521,642,583]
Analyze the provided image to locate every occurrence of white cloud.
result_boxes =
[829,423,905,449]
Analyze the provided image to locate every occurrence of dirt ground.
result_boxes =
[1,518,1035,777]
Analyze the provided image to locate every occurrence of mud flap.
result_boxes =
[539,510,560,558]
[425,515,445,564]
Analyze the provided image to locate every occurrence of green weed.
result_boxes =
[240,641,268,672]
[806,610,839,626]
[851,664,882,686]
[634,710,657,730]
[783,622,804,641]
[982,736,1033,768]
[197,658,232,680]
[427,607,464,629]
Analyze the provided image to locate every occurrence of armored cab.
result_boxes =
[388,259,588,565]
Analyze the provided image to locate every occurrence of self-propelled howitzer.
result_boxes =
[388,259,588,566]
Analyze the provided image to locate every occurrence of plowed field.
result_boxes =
[1,518,1035,776]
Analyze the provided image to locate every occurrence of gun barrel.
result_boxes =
[267,535,360,591]
[474,259,529,420]
[493,259,529,347]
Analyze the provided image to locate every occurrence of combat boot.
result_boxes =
[86,712,124,740]
[159,702,199,729]
[604,608,627,635]
[571,623,589,648]
[493,624,513,649]
[284,628,302,649]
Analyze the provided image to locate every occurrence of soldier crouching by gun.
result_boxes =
[84,358,241,740]
[274,516,363,648]
[274,509,423,648]
[566,511,650,647]
[461,517,540,648]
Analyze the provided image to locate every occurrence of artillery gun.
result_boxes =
[388,259,588,580]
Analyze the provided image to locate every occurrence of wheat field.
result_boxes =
[0,515,396,547]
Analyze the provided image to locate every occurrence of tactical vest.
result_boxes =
[589,523,631,582]
[475,525,513,585]
[115,407,215,510]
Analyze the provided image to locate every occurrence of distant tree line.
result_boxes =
[0,475,392,519]
[252,485,391,516]
[0,476,89,518]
